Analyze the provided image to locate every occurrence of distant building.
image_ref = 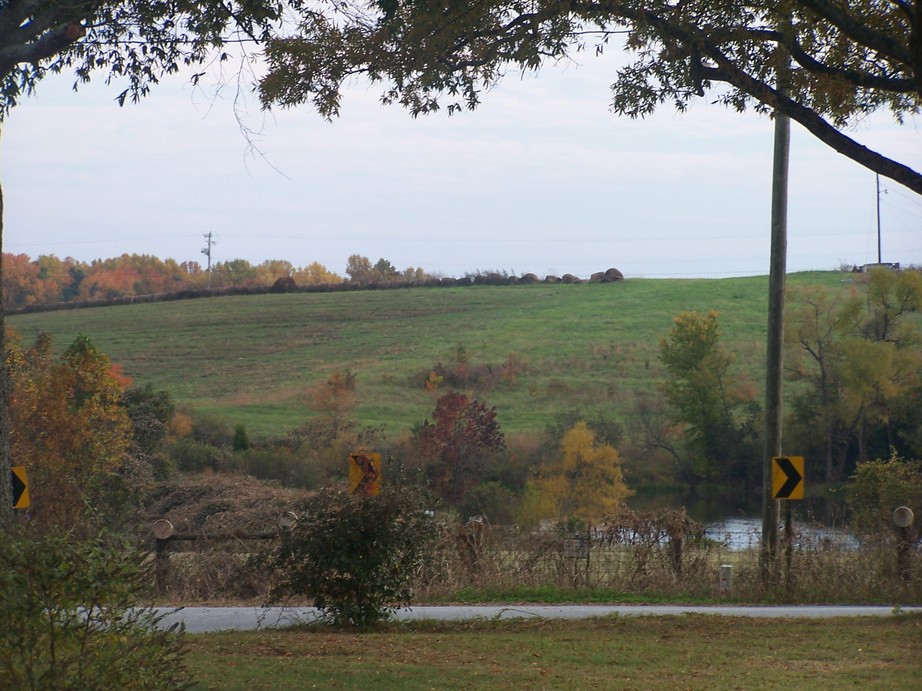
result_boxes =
[860,262,900,272]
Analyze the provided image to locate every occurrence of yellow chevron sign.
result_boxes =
[11,465,29,509]
[772,456,804,500]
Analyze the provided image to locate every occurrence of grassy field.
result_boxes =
[184,614,922,689]
[8,272,854,439]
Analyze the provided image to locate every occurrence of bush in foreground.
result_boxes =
[266,487,437,626]
[0,524,191,689]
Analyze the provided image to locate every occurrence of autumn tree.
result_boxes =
[544,409,623,450]
[78,254,188,299]
[2,253,347,308]
[293,261,342,285]
[259,0,922,194]
[35,254,81,302]
[344,254,430,284]
[659,310,760,487]
[209,258,259,289]
[413,391,505,508]
[7,332,135,526]
[785,285,849,482]
[858,266,922,344]
[402,266,431,282]
[344,254,404,284]
[254,259,295,286]
[2,254,40,309]
[786,269,922,482]
[525,421,632,525]
[345,254,375,283]
[0,253,80,308]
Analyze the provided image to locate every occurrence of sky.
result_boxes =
[1,50,920,280]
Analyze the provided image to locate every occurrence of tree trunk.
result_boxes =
[0,177,12,523]
[857,421,868,463]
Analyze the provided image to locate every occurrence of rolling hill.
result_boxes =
[8,271,854,440]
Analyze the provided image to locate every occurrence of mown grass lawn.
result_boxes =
[184,614,922,690]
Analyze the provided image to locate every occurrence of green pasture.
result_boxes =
[8,272,853,439]
[184,614,921,690]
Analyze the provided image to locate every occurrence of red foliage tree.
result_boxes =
[414,392,505,508]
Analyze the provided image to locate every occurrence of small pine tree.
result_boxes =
[233,423,250,452]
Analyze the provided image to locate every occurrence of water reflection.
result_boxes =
[631,488,851,520]
[704,516,859,551]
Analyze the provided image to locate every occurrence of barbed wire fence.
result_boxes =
[148,509,921,604]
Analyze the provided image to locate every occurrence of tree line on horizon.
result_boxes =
[1,253,444,310]
[3,252,626,311]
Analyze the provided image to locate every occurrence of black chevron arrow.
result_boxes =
[11,468,26,507]
[775,457,802,499]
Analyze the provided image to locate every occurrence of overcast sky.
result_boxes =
[2,52,920,279]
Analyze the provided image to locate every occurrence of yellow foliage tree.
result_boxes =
[7,331,134,526]
[527,422,632,524]
[293,262,342,285]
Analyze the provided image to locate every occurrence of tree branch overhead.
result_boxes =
[255,0,921,193]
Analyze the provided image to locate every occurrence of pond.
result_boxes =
[703,516,860,552]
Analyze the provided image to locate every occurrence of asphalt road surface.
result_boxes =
[155,604,922,633]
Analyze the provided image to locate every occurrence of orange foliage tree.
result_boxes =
[2,253,347,309]
[2,253,40,309]
[78,254,189,299]
[7,332,134,526]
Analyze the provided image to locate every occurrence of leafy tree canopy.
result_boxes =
[0,0,304,119]
[7,331,135,526]
[658,309,759,483]
[257,0,922,194]
[532,420,632,523]
[414,391,505,507]
[785,269,922,481]
[7,2,917,190]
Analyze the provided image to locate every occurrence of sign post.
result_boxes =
[893,506,915,583]
[771,456,804,587]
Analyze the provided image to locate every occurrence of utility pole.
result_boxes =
[876,174,882,264]
[201,232,215,290]
[761,30,792,582]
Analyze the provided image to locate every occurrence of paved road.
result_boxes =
[155,604,922,633]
